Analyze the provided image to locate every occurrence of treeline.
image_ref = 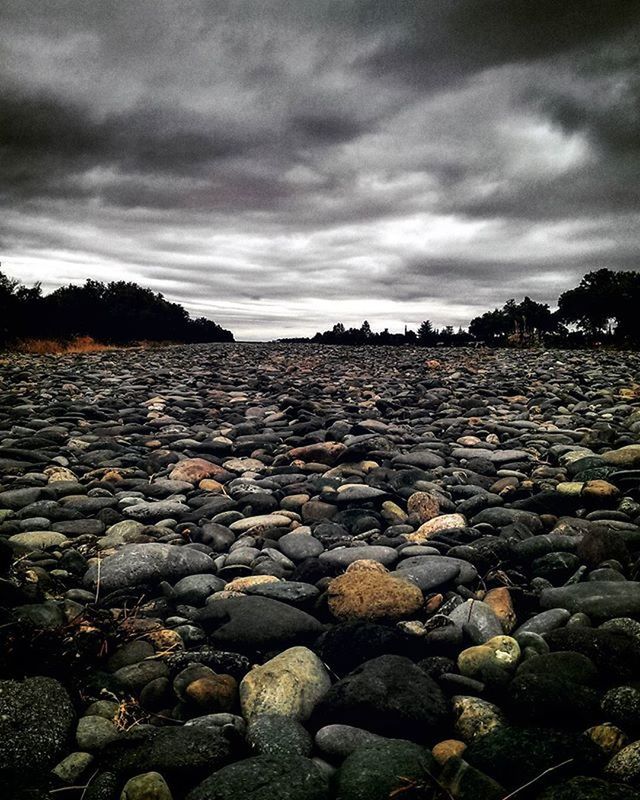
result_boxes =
[0,273,234,347]
[283,269,640,347]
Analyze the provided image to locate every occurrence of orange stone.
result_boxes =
[186,674,238,712]
[432,739,466,765]
[484,587,516,633]
[169,458,228,484]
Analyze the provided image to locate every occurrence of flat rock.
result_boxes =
[84,543,215,592]
[194,595,324,651]
[541,582,640,619]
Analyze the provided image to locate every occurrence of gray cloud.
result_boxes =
[0,1,639,339]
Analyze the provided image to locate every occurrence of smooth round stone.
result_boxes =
[406,513,467,541]
[318,546,398,569]
[601,686,640,731]
[52,751,94,783]
[603,445,640,468]
[112,660,169,690]
[605,740,640,785]
[397,555,476,585]
[0,676,75,778]
[451,696,506,743]
[17,516,51,530]
[278,533,324,561]
[314,724,386,760]
[8,531,69,552]
[447,600,504,642]
[336,740,436,800]
[457,636,520,679]
[120,771,173,800]
[83,543,215,592]
[247,714,313,757]
[541,582,640,619]
[334,485,387,503]
[243,581,319,604]
[513,609,571,638]
[173,574,225,604]
[600,618,640,645]
[392,559,460,591]
[187,755,329,800]
[123,499,191,521]
[76,716,121,750]
[397,545,441,557]
[229,514,292,534]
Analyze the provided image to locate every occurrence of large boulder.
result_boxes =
[312,655,449,742]
[336,740,436,800]
[0,677,75,784]
[84,543,215,593]
[186,754,329,800]
[194,596,324,652]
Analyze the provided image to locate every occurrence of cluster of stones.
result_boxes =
[0,343,640,800]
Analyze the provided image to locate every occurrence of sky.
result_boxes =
[1,1,639,341]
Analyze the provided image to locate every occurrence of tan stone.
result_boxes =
[557,481,585,496]
[432,740,466,765]
[169,458,228,484]
[407,491,441,523]
[44,466,78,482]
[585,723,628,757]
[120,771,173,800]
[240,646,331,721]
[582,479,619,501]
[406,513,467,542]
[452,696,506,743]
[144,628,184,653]
[8,531,68,552]
[457,636,520,679]
[345,559,387,574]
[327,569,423,621]
[484,587,516,633]
[603,445,640,468]
[288,442,346,465]
[381,500,408,525]
[198,479,224,492]
[224,575,280,592]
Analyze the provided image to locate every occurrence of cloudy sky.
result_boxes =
[1,1,639,340]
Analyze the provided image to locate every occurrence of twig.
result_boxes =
[500,758,574,800]
[94,558,102,605]
[80,770,99,800]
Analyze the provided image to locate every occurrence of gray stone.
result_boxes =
[278,533,325,561]
[187,755,329,800]
[84,543,215,592]
[0,676,75,779]
[541,582,640,619]
[247,714,313,757]
[336,740,436,800]
[194,596,324,651]
[315,724,387,760]
[319,546,398,570]
[447,600,504,642]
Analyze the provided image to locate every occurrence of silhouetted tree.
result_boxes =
[558,269,640,343]
[0,271,234,346]
[417,320,436,345]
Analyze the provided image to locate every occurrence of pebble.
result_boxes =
[1,344,639,798]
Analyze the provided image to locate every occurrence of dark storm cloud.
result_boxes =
[1,0,639,339]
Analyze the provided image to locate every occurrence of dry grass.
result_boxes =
[13,336,118,354]
[9,337,180,355]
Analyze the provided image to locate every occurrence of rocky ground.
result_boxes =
[1,343,640,800]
